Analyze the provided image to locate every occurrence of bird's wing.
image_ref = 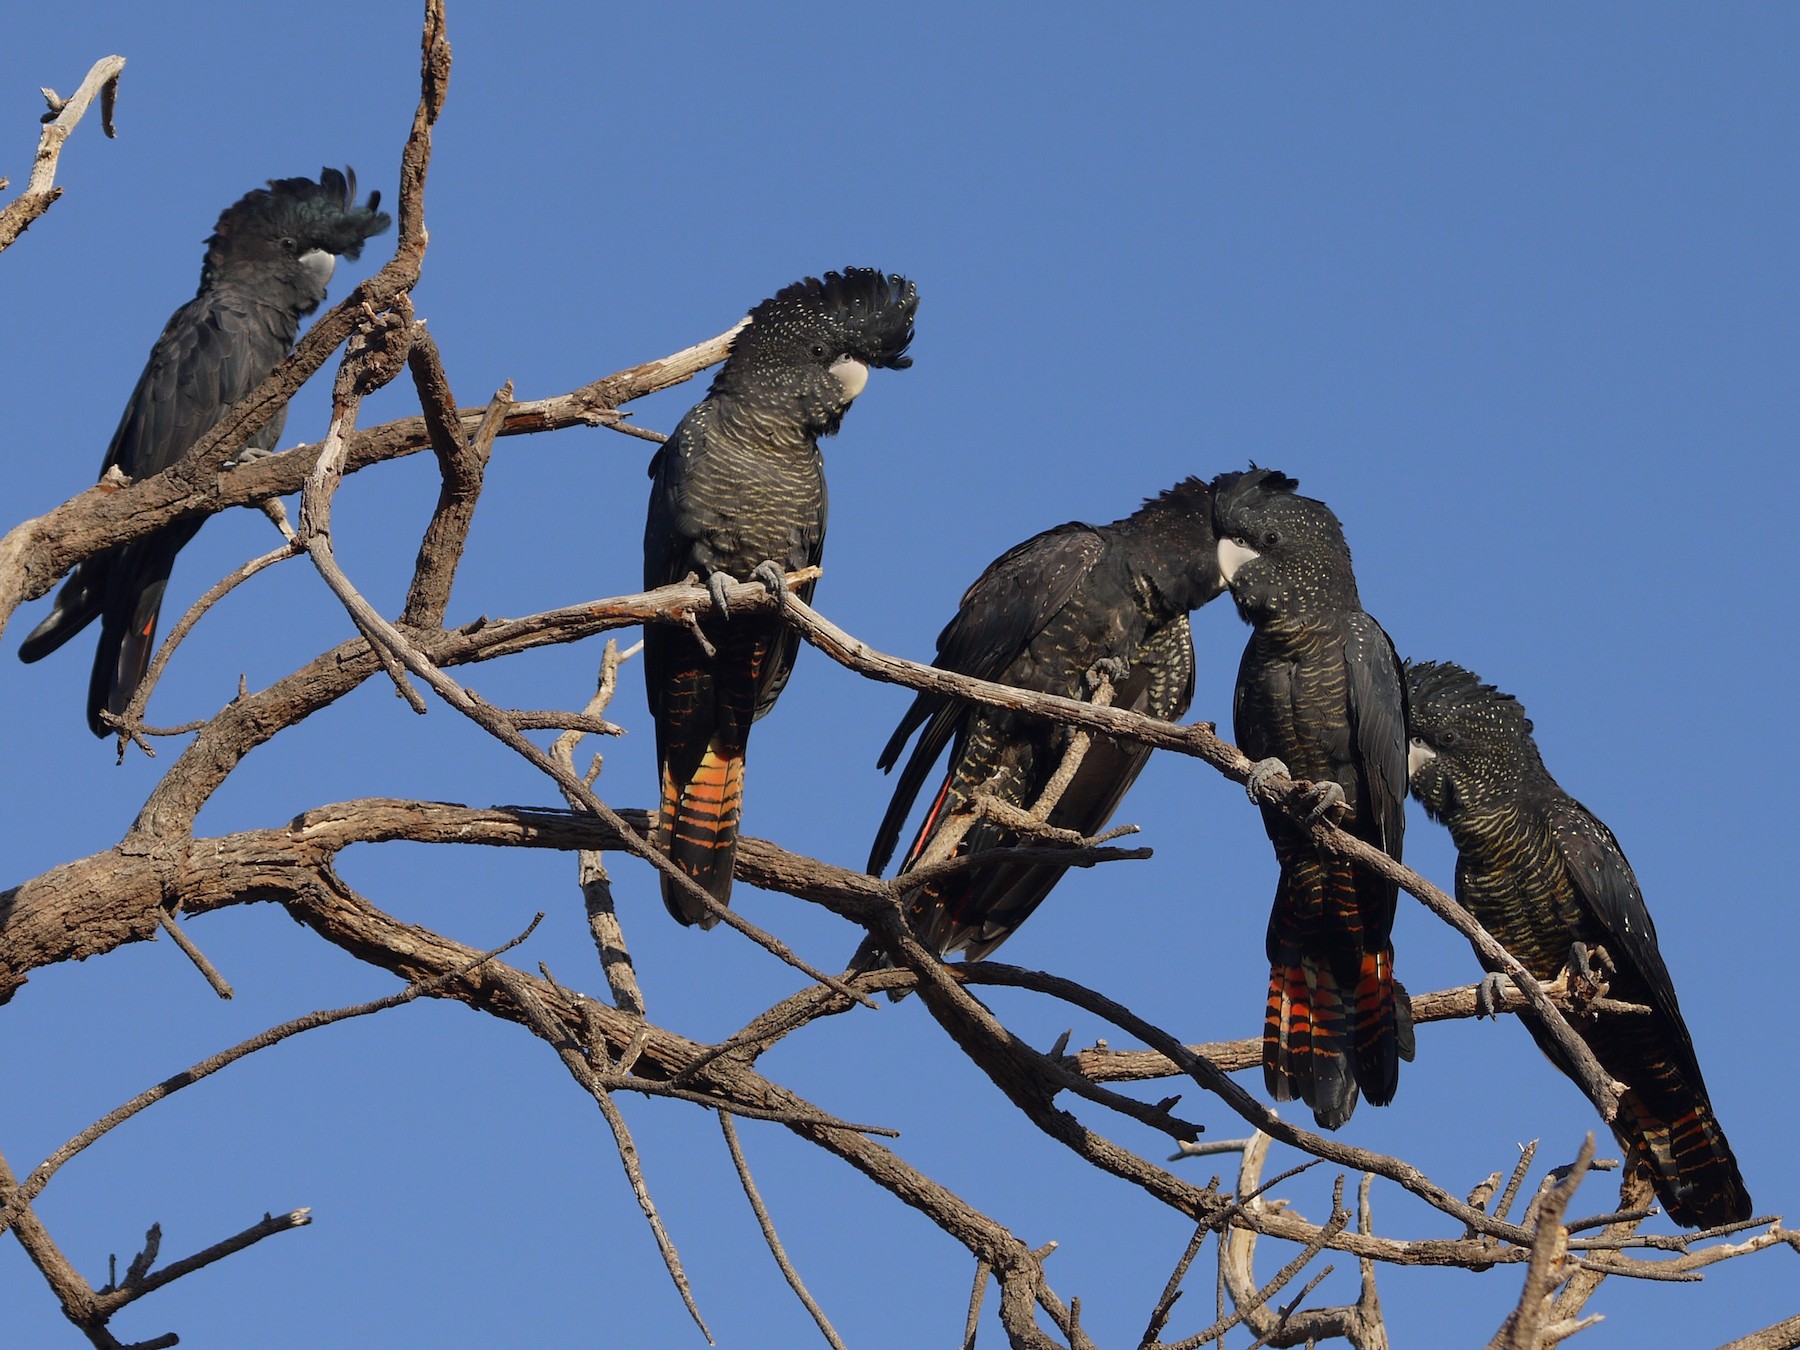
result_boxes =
[107,290,291,480]
[952,614,1197,956]
[75,290,294,734]
[1042,613,1193,837]
[643,420,702,595]
[1342,612,1408,858]
[868,523,1102,874]
[1544,796,1690,1037]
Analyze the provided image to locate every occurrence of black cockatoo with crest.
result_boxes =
[19,168,390,736]
[644,267,917,925]
[1214,467,1410,1130]
[1405,659,1752,1228]
[851,477,1225,976]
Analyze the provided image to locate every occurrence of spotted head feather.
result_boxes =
[1128,475,1226,610]
[1210,464,1358,616]
[737,268,917,368]
[1404,660,1533,737]
[710,267,918,437]
[1403,659,1545,815]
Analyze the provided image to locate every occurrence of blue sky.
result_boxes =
[2,4,1794,1346]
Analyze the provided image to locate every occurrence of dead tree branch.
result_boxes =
[0,55,124,254]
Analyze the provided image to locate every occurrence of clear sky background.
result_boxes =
[2,4,1795,1346]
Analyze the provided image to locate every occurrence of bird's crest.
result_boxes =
[741,267,918,369]
[1139,475,1212,516]
[1211,465,1300,522]
[1404,659,1534,736]
[207,166,392,265]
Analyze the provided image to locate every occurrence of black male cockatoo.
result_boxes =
[19,168,390,736]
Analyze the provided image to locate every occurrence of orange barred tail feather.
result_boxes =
[1263,960,1311,1104]
[653,735,746,927]
[1350,946,1400,1106]
[1625,1096,1753,1229]
[1264,956,1359,1131]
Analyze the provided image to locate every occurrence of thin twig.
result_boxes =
[92,1209,313,1315]
[1495,1142,1541,1225]
[1489,1135,1596,1350]
[964,1259,991,1350]
[492,968,714,1344]
[550,639,648,1016]
[108,536,299,757]
[153,909,234,999]
[0,917,541,1236]
[719,1113,851,1350]
[1140,1225,1210,1347]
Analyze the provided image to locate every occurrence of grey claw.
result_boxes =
[1569,940,1612,986]
[1245,757,1289,804]
[1475,972,1508,1019]
[1304,780,1347,826]
[225,445,275,470]
[1085,657,1131,693]
[707,571,732,619]
[751,560,789,602]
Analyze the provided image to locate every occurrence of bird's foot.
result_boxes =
[751,559,790,604]
[225,446,275,470]
[1564,942,1612,1008]
[1567,941,1594,983]
[1303,779,1347,826]
[1245,757,1289,804]
[707,571,734,619]
[1474,971,1510,1019]
[1084,656,1131,695]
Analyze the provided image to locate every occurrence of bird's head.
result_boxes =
[717,268,918,436]
[1403,659,1542,819]
[201,167,392,301]
[1131,476,1228,609]
[1210,466,1358,620]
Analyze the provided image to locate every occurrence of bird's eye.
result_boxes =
[279,236,299,254]
[811,343,828,359]
[1438,728,1461,747]
[1262,529,1280,549]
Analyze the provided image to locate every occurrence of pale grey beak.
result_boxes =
[299,248,337,287]
[1217,537,1260,584]
[1407,738,1437,779]
[830,355,869,401]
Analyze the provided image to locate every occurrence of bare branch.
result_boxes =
[719,1113,851,1350]
[1717,1316,1800,1350]
[964,1259,991,1350]
[1489,1136,1597,1350]
[0,55,124,254]
[0,1149,105,1335]
[491,966,714,1345]
[0,917,541,1236]
[152,909,233,999]
[552,639,647,1016]
[92,1210,313,1316]
[1072,982,1645,1084]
